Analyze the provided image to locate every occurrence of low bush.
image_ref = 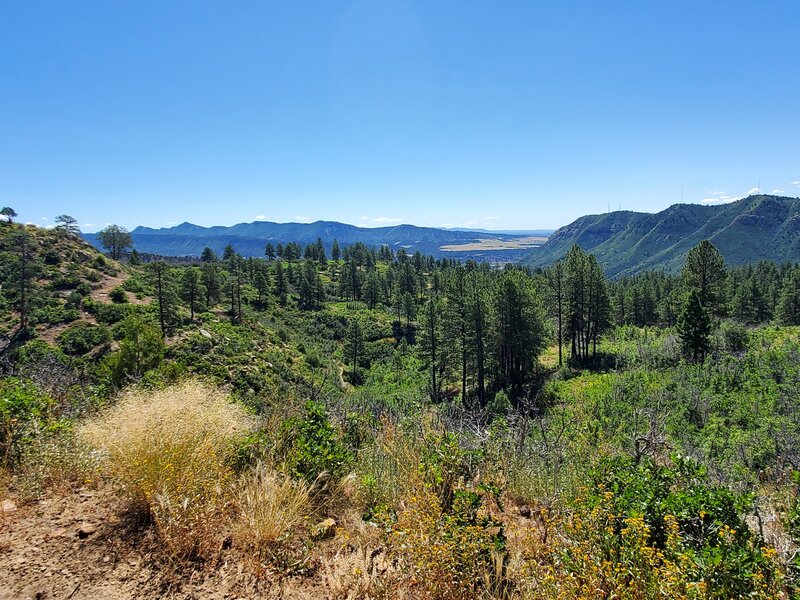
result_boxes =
[57,321,111,355]
[280,400,351,483]
[109,287,128,303]
[0,378,52,467]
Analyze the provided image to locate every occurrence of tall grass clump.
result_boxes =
[234,462,313,560]
[80,380,251,560]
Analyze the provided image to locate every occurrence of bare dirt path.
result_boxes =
[0,487,363,600]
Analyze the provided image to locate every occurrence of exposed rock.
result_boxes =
[78,523,97,539]
[2,499,17,513]
[199,328,213,339]
[518,505,532,518]
[312,518,337,540]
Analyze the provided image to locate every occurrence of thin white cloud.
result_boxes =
[254,214,267,221]
[41,217,48,221]
[792,181,800,186]
[439,223,455,228]
[166,221,177,226]
[294,215,310,223]
[701,191,734,204]
[84,223,93,228]
[482,216,500,221]
[701,186,764,205]
[360,216,403,224]
[772,189,785,194]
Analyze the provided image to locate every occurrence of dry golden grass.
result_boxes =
[234,461,312,556]
[80,380,251,560]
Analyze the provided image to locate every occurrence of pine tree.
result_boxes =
[681,240,726,317]
[777,269,800,325]
[677,290,712,362]
[201,247,218,263]
[274,261,288,306]
[201,263,222,308]
[180,267,204,321]
[145,261,180,336]
[97,224,132,260]
[544,260,566,367]
[331,239,340,261]
[265,242,275,260]
[344,318,364,381]
[222,244,236,261]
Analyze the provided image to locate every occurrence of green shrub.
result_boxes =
[109,287,128,303]
[578,456,780,597]
[57,321,111,355]
[103,316,165,387]
[281,400,350,482]
[487,389,511,417]
[0,378,52,467]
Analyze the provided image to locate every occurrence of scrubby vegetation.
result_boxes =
[3,221,800,598]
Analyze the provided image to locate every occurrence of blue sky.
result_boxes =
[2,1,799,232]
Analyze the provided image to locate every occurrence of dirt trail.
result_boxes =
[0,487,358,600]
[90,272,147,306]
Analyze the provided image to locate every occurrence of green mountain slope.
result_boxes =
[523,195,800,277]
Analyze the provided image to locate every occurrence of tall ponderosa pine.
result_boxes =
[298,260,323,309]
[490,269,547,389]
[227,255,246,323]
[344,318,364,380]
[681,240,726,317]
[145,261,180,336]
[777,268,800,325]
[1,207,17,223]
[544,260,566,367]
[201,247,218,263]
[419,295,453,401]
[677,290,712,362]
[201,263,222,308]
[565,245,610,363]
[274,261,288,306]
[179,267,204,321]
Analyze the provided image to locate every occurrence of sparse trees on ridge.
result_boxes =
[97,224,133,260]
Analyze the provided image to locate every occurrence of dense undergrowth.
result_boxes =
[2,223,800,598]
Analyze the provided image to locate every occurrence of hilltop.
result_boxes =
[83,220,545,262]
[523,194,800,277]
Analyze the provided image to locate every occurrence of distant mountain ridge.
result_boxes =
[84,219,541,261]
[523,195,800,278]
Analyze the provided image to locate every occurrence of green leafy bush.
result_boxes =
[109,287,128,303]
[281,400,350,482]
[0,378,52,467]
[57,321,111,355]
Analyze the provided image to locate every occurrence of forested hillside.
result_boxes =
[3,219,800,599]
[524,194,800,277]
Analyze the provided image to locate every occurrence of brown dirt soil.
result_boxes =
[90,272,148,306]
[0,487,368,600]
